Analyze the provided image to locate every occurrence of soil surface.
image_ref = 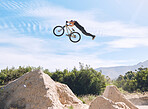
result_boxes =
[136,105,148,109]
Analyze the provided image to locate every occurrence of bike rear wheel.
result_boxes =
[69,32,81,43]
[53,26,64,37]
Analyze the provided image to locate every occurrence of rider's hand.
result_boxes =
[66,21,68,23]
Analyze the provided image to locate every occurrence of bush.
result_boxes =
[0,66,38,85]
[0,64,106,95]
[50,64,106,95]
[114,67,148,92]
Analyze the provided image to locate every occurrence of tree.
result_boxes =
[135,68,148,91]
[0,65,107,95]
[0,66,34,85]
[114,67,148,92]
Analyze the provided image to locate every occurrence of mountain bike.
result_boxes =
[53,21,81,43]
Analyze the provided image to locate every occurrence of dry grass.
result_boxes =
[68,105,73,109]
[0,85,4,88]
[78,91,148,105]
[78,95,98,105]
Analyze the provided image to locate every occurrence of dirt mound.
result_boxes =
[89,96,130,109]
[89,85,138,109]
[0,70,87,109]
[124,93,148,105]
[103,85,138,109]
[128,96,148,105]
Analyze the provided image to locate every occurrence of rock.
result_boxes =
[103,85,138,109]
[89,96,130,109]
[0,70,87,109]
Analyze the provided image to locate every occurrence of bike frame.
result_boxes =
[63,24,74,37]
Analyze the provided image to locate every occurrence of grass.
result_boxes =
[0,85,5,93]
[68,105,73,109]
[118,87,129,94]
[78,95,97,105]
[0,85,4,88]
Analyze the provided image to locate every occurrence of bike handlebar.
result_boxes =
[63,21,69,28]
[66,21,69,26]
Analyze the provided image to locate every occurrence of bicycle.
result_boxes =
[53,21,81,43]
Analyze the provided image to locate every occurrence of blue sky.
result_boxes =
[0,0,148,71]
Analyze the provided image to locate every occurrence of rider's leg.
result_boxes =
[80,27,95,38]
[81,29,94,37]
[81,28,96,40]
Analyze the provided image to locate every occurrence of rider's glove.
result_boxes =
[66,21,68,23]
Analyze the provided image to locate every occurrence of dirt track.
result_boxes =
[136,105,148,109]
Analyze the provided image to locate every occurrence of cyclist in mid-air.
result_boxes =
[66,20,96,40]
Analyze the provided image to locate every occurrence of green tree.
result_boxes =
[0,66,34,85]
[114,67,148,92]
[135,68,148,91]
[0,64,107,95]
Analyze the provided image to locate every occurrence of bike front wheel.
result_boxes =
[53,26,64,37]
[69,32,81,43]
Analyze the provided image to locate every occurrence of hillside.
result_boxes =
[95,60,148,79]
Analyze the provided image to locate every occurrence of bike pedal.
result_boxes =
[72,28,75,31]
[66,34,70,36]
[71,35,76,38]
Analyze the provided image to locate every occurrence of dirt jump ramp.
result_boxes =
[0,70,88,109]
[103,85,138,109]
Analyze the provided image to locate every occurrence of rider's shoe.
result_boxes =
[66,34,71,36]
[92,35,96,40]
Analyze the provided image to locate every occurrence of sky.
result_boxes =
[0,0,148,71]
